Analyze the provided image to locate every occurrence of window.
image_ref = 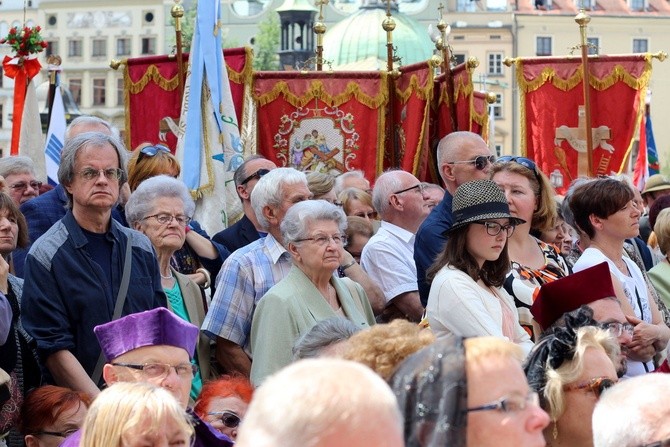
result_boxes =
[68,39,82,57]
[536,36,552,56]
[0,104,3,128]
[93,79,106,106]
[456,0,476,11]
[491,93,503,119]
[487,53,504,76]
[494,143,503,157]
[633,38,648,53]
[69,78,82,106]
[452,53,466,66]
[630,0,645,10]
[92,39,106,57]
[141,37,156,55]
[116,38,131,56]
[117,78,124,106]
[587,37,599,55]
[45,40,58,57]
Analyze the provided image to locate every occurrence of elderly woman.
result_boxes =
[491,157,569,339]
[570,177,670,376]
[127,143,229,291]
[193,375,254,441]
[0,156,41,205]
[249,200,376,385]
[649,208,670,310]
[524,311,620,447]
[338,187,377,222]
[306,171,337,203]
[390,335,550,446]
[125,175,211,399]
[344,215,374,263]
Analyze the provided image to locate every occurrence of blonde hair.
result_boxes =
[342,320,435,381]
[653,208,670,255]
[338,187,374,216]
[306,171,336,199]
[464,336,524,367]
[127,143,181,192]
[80,382,193,447]
[543,326,619,421]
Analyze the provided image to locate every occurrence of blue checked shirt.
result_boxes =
[202,233,292,356]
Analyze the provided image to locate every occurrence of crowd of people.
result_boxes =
[1,118,670,447]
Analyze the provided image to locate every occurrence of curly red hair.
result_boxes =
[193,375,254,419]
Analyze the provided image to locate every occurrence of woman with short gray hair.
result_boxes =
[0,156,41,205]
[250,200,376,385]
[125,175,212,398]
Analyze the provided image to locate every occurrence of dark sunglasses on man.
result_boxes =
[137,144,171,163]
[240,168,271,186]
[446,155,496,171]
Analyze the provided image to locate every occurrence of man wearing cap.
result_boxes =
[640,174,670,243]
[531,262,636,377]
[60,307,233,447]
[414,132,494,307]
[361,170,430,322]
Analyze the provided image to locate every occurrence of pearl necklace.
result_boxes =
[160,271,174,280]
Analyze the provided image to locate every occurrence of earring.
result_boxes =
[552,421,558,440]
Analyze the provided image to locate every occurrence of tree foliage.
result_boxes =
[253,13,280,71]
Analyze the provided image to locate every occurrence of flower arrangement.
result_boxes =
[0,25,48,58]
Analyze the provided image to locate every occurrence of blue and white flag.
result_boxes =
[176,1,245,234]
[44,82,66,185]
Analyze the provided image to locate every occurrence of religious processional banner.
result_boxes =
[253,71,389,181]
[394,60,434,179]
[123,47,252,152]
[514,54,651,194]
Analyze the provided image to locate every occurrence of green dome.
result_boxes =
[323,6,434,69]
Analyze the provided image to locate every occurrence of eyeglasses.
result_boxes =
[208,411,241,429]
[35,428,80,438]
[640,439,670,447]
[393,183,426,195]
[111,362,198,379]
[473,221,515,238]
[563,377,617,399]
[447,155,496,171]
[137,144,171,163]
[240,168,271,186]
[295,234,347,247]
[78,167,124,181]
[600,321,635,337]
[9,180,42,191]
[467,391,539,413]
[142,213,192,226]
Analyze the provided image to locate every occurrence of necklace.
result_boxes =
[160,271,174,280]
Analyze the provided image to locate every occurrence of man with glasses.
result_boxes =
[212,155,277,253]
[361,170,430,322]
[414,131,494,307]
[0,156,41,205]
[22,132,166,397]
[60,307,233,447]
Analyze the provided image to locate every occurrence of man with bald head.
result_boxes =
[414,131,494,306]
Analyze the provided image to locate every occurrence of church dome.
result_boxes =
[323,0,434,69]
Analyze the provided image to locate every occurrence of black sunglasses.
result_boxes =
[240,168,270,186]
[137,144,170,162]
[495,155,543,180]
[447,155,496,171]
[208,411,241,428]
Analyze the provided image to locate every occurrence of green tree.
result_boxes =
[253,13,280,71]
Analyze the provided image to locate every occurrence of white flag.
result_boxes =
[18,79,45,179]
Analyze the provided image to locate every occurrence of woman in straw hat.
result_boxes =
[426,179,534,355]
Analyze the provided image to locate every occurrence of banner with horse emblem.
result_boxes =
[514,54,651,193]
[253,71,388,180]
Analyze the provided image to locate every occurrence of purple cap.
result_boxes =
[94,307,199,361]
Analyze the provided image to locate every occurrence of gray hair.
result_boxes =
[280,199,347,246]
[292,317,361,360]
[125,175,195,226]
[593,373,670,447]
[0,156,36,178]
[233,155,266,188]
[306,171,336,198]
[58,132,129,208]
[372,170,404,218]
[65,115,119,141]
[251,167,308,230]
[334,170,367,196]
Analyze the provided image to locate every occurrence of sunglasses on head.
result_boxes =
[240,168,270,186]
[208,411,241,428]
[137,144,171,162]
[563,376,617,399]
[447,155,496,171]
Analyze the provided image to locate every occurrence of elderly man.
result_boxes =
[60,307,233,446]
[360,170,430,322]
[640,174,670,243]
[0,156,41,205]
[414,131,493,306]
[14,116,124,278]
[333,170,372,195]
[593,374,670,447]
[21,132,165,397]
[236,358,404,447]
[212,155,277,252]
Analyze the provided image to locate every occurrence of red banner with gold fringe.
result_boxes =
[515,54,651,193]
[253,71,388,181]
[124,47,252,152]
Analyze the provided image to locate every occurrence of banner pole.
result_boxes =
[383,0,398,168]
[172,0,185,100]
[314,0,327,71]
[575,10,594,177]
[436,4,457,132]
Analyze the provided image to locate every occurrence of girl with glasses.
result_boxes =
[425,180,533,355]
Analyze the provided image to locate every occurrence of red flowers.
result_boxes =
[1,24,46,57]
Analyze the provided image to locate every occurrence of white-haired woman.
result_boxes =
[125,175,211,400]
[249,200,376,385]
